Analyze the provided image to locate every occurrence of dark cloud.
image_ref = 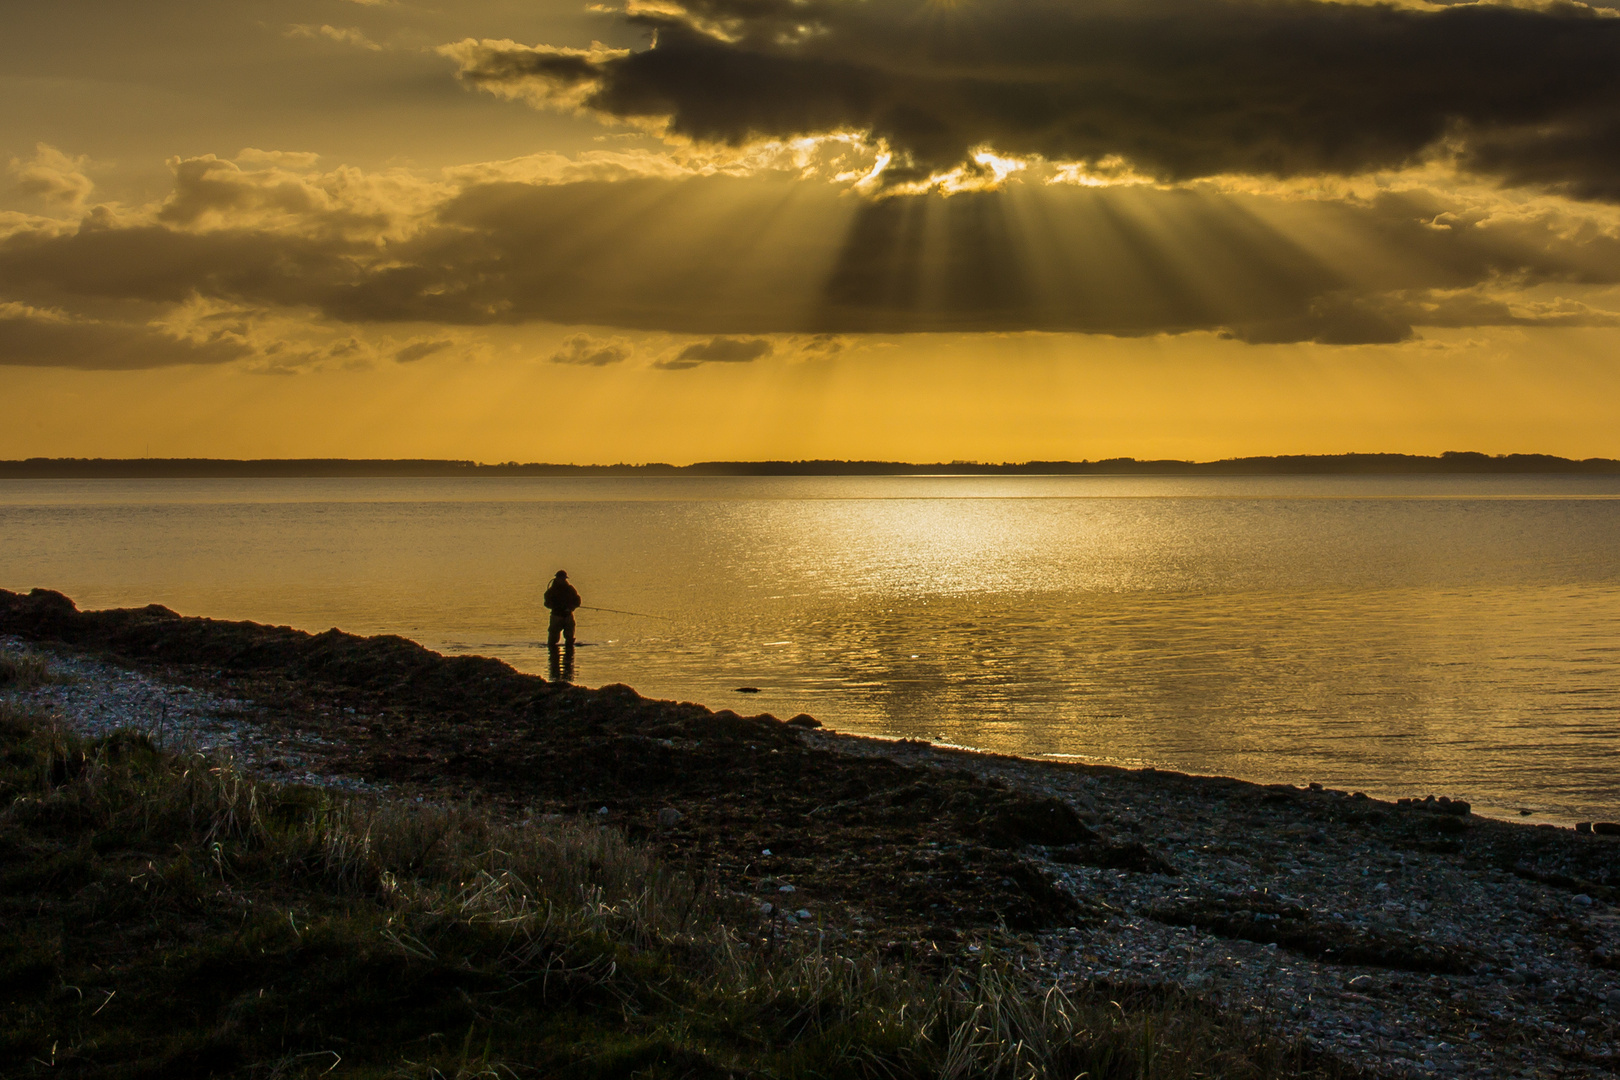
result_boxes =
[317,179,1620,341]
[1227,282,1620,344]
[656,335,773,369]
[550,332,630,365]
[1227,293,1415,346]
[394,338,453,362]
[0,303,253,369]
[4,175,1620,352]
[451,0,1620,196]
[0,223,366,309]
[798,333,847,354]
[1463,116,1620,202]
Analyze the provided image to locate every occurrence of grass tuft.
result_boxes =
[0,708,1359,1079]
[0,653,60,690]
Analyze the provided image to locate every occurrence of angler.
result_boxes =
[543,569,580,648]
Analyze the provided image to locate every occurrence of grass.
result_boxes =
[0,703,1359,1079]
[0,653,60,690]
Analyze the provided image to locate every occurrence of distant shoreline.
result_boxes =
[4,451,1620,479]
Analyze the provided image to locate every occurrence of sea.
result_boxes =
[2,474,1617,823]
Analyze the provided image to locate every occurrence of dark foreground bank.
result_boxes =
[3,589,1618,1078]
[0,706,1357,1079]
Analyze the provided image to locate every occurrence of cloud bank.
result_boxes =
[446,0,1620,198]
[0,301,253,370]
[4,0,1618,372]
[4,152,1620,363]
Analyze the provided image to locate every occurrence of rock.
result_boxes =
[657,807,683,827]
[1048,839,1177,876]
[1405,795,1471,816]
[1576,822,1594,834]
[796,909,812,920]
[735,686,761,693]
[1428,814,1469,835]
[785,714,821,728]
[983,795,1096,848]
[596,805,611,816]
[1572,894,1594,906]
[1594,822,1620,836]
[778,883,796,893]
[760,902,773,916]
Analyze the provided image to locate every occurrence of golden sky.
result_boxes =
[3,0,1620,462]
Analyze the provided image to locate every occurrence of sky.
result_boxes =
[3,0,1620,463]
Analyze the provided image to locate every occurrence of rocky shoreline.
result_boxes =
[3,587,1617,1079]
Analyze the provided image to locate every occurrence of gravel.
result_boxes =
[824,738,1620,1079]
[2,635,385,794]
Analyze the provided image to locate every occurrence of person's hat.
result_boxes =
[554,570,568,578]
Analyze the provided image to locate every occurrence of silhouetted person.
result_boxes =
[544,569,581,648]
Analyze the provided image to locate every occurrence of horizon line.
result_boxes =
[3,451,1620,478]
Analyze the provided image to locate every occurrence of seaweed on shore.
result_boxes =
[1145,895,1484,975]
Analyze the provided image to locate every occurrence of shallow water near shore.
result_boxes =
[3,473,1618,822]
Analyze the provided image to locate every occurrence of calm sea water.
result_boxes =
[3,475,1617,822]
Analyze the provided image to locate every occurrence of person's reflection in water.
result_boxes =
[548,642,575,685]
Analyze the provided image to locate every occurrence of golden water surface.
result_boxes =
[3,474,1617,823]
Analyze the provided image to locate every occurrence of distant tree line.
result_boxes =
[2,452,1618,478]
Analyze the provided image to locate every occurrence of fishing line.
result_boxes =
[577,605,673,621]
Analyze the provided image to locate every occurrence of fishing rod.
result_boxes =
[578,604,673,621]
